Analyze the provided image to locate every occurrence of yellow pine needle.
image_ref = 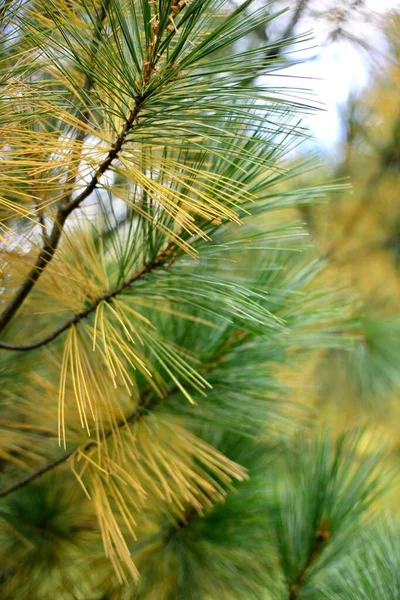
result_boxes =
[70,462,92,500]
[148,448,204,510]
[127,149,252,213]
[0,223,28,250]
[105,459,147,501]
[80,327,131,438]
[78,451,109,475]
[140,445,174,504]
[69,329,91,435]
[32,308,74,315]
[81,374,129,458]
[105,302,136,344]
[97,310,138,395]
[0,196,38,222]
[91,475,140,583]
[59,324,130,447]
[107,482,139,540]
[92,301,155,396]
[106,184,197,255]
[60,227,109,294]
[58,328,71,448]
[72,328,96,422]
[67,412,247,580]
[114,299,153,334]
[92,304,101,352]
[117,159,214,237]
[98,303,118,382]
[191,437,247,484]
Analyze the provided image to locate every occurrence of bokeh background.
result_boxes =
[233,0,400,502]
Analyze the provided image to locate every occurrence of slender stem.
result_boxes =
[289,523,329,599]
[0,450,76,498]
[0,240,176,351]
[264,0,308,60]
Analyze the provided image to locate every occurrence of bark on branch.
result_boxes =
[289,522,329,599]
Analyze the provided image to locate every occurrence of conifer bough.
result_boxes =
[0,1,395,598]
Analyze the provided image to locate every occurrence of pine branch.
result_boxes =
[0,395,150,500]
[0,96,150,336]
[0,238,176,351]
[0,449,76,499]
[0,326,247,499]
[0,0,134,335]
[289,521,330,599]
[35,200,48,246]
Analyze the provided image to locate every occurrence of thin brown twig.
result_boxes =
[0,449,76,498]
[289,521,330,599]
[0,97,145,334]
[265,0,309,60]
[0,240,176,351]
[36,206,48,244]
[282,0,309,41]
[0,400,150,500]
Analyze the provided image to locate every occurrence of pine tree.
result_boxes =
[0,1,398,599]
